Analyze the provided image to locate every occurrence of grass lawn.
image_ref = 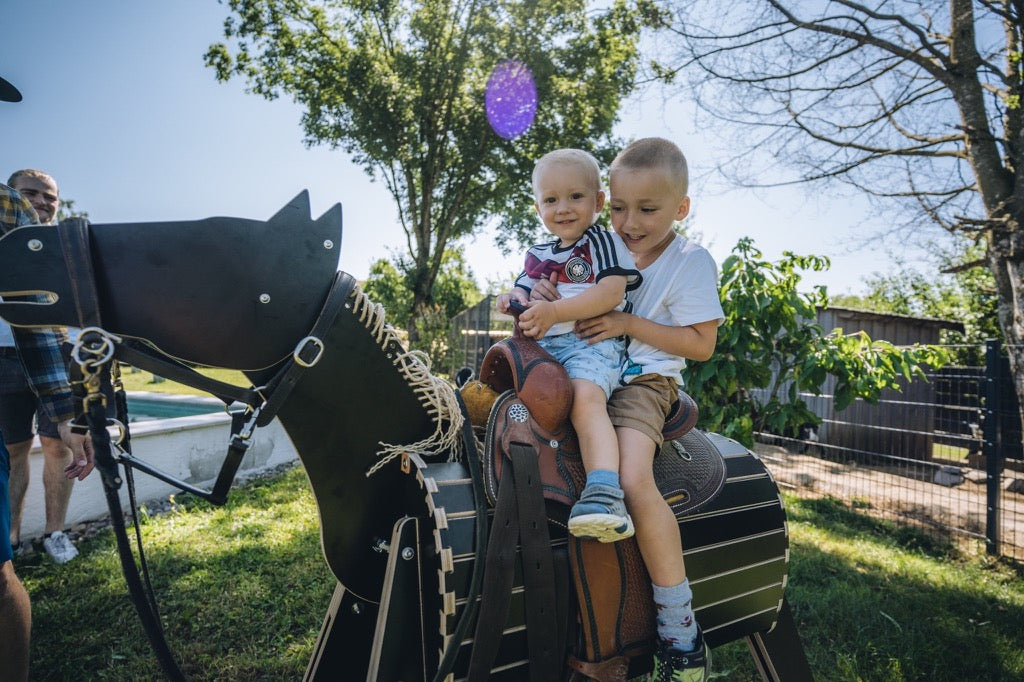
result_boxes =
[19,469,1024,681]
[117,366,249,396]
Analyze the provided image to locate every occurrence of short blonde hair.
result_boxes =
[7,169,58,196]
[610,138,688,196]
[532,148,602,197]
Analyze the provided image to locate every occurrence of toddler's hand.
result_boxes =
[519,300,558,339]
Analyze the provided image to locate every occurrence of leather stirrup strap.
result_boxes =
[509,443,562,681]
[468,456,521,680]
[469,443,562,681]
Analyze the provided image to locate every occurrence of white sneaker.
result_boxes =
[43,531,79,564]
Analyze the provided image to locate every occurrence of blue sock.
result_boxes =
[586,469,619,489]
[652,578,699,652]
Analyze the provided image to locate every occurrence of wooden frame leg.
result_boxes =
[745,597,814,681]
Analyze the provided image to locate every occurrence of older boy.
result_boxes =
[534,138,723,680]
[498,148,641,542]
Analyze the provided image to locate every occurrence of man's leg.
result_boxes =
[0,560,31,682]
[38,435,73,535]
[5,439,31,548]
[1,432,30,681]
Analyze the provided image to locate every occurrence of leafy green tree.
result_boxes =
[683,238,948,446]
[206,0,649,341]
[362,248,482,368]
[56,198,88,221]
[656,0,1024,433]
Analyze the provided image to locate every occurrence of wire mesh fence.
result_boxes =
[447,302,1024,564]
[755,341,1023,563]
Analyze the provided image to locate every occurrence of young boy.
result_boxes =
[497,148,641,542]
[533,138,723,680]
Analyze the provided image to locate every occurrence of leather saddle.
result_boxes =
[468,335,727,681]
[478,336,724,523]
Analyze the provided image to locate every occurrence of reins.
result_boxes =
[69,270,356,681]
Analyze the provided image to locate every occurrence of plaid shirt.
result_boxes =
[0,184,74,424]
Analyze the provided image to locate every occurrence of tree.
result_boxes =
[362,247,483,369]
[206,0,649,342]
[682,238,948,447]
[56,199,88,222]
[656,0,1024,431]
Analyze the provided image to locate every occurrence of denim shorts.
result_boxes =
[537,333,625,399]
[0,350,61,442]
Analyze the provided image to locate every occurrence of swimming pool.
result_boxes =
[124,392,225,421]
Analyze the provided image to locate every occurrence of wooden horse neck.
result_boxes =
[243,285,465,598]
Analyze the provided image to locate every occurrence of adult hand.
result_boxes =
[58,420,94,481]
[575,310,629,344]
[529,271,561,302]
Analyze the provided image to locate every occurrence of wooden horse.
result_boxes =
[0,193,812,681]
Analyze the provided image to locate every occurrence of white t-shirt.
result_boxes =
[621,234,724,383]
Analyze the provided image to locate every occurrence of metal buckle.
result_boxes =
[293,336,324,368]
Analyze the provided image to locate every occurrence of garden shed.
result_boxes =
[802,307,964,461]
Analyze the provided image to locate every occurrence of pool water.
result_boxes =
[124,394,224,421]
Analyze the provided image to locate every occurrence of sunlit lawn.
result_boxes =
[19,469,1024,681]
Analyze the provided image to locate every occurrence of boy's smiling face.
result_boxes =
[534,161,605,247]
[608,166,690,268]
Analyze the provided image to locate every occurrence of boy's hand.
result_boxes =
[529,271,561,302]
[518,300,558,339]
[497,288,529,313]
[575,310,629,344]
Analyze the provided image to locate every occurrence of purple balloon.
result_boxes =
[485,60,537,140]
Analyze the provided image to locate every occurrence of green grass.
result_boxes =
[19,476,1024,680]
[117,366,249,396]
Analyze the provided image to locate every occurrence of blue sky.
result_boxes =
[3,1,914,296]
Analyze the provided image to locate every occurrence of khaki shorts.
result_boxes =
[607,373,678,448]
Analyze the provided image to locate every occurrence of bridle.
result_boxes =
[68,269,356,681]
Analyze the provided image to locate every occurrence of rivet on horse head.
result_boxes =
[28,239,43,251]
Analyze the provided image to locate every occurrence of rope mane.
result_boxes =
[348,285,465,476]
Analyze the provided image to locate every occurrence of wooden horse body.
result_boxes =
[0,194,811,681]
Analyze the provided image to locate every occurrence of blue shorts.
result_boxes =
[1,434,11,563]
[538,333,625,399]
[0,350,61,442]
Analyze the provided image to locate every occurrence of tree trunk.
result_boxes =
[986,223,1024,435]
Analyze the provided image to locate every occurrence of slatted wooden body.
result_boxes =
[363,431,790,681]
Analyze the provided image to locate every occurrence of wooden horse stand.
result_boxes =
[0,194,813,681]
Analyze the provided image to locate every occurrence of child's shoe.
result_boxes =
[653,630,711,682]
[567,483,634,542]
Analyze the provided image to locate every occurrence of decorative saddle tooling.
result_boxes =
[468,334,727,681]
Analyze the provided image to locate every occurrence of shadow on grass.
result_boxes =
[19,477,1024,681]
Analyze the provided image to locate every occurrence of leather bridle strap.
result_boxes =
[255,270,356,427]
[57,217,103,328]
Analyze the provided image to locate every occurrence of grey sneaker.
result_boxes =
[43,531,79,564]
[654,631,711,682]
[567,483,635,542]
